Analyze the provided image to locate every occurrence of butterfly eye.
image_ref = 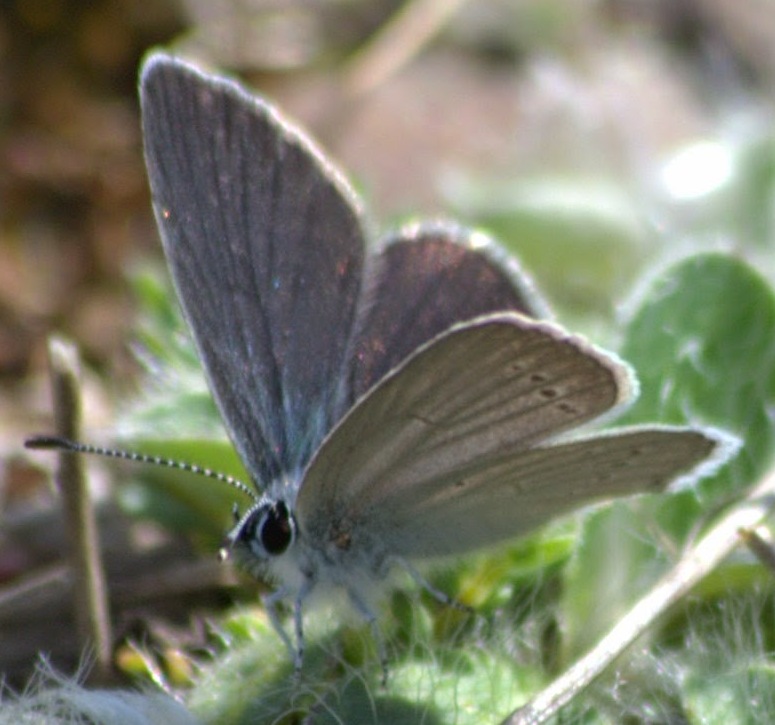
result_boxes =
[257,501,295,555]
[220,501,295,567]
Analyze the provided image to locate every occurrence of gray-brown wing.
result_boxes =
[363,428,719,558]
[296,313,635,546]
[140,53,365,486]
[346,222,550,405]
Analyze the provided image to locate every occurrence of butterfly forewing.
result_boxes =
[140,55,366,484]
[296,313,634,543]
[347,223,550,405]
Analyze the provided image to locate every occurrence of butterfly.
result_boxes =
[27,52,728,677]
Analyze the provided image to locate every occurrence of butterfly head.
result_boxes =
[223,498,298,574]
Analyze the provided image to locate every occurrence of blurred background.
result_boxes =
[3,0,775,387]
[2,0,775,704]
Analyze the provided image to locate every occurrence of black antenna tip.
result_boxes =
[25,434,77,451]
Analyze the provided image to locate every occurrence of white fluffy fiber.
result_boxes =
[0,667,199,725]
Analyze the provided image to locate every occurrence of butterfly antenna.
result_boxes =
[25,434,258,502]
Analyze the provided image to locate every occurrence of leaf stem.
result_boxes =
[502,466,775,724]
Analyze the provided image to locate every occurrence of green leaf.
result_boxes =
[445,174,651,323]
[562,253,775,659]
[619,252,775,498]
[116,437,252,545]
[186,607,541,725]
[129,263,203,373]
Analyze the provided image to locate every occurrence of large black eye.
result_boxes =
[232,500,295,559]
[258,501,294,555]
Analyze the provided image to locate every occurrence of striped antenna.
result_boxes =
[25,434,258,502]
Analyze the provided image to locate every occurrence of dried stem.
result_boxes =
[501,467,775,725]
[343,0,469,97]
[47,336,113,684]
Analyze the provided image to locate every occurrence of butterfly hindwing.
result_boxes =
[364,427,717,557]
[347,222,550,406]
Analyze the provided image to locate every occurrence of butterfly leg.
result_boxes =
[263,586,297,663]
[393,556,473,613]
[347,587,388,685]
[263,576,314,679]
[292,576,315,678]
